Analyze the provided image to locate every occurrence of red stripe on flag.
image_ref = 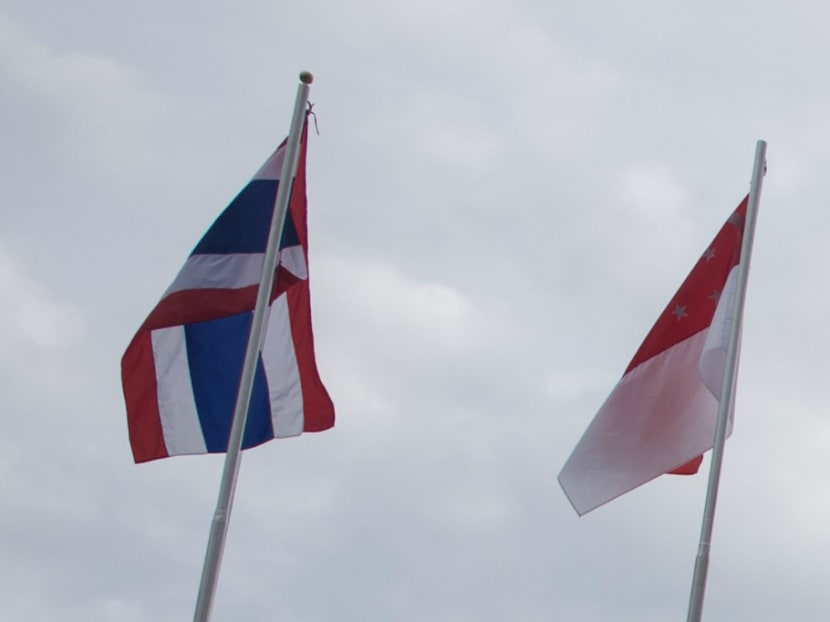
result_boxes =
[625,197,747,373]
[287,281,335,432]
[290,124,310,252]
[669,455,704,475]
[143,272,303,334]
[121,330,169,463]
[284,121,333,432]
[140,286,259,331]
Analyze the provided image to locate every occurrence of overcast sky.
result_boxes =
[3,1,830,620]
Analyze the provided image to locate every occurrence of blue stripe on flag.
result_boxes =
[184,312,274,451]
[280,202,300,249]
[191,179,301,256]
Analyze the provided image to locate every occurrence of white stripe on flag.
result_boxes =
[163,248,307,299]
[151,326,207,455]
[279,245,308,280]
[261,295,304,438]
[252,145,287,181]
[699,266,740,399]
[559,330,718,515]
[164,253,265,297]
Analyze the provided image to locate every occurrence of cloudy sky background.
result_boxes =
[3,1,830,620]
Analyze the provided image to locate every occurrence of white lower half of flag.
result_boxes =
[559,330,723,515]
[700,266,740,399]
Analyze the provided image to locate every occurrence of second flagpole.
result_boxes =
[192,71,314,622]
[685,139,767,622]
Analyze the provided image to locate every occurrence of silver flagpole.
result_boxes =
[686,139,767,622]
[192,71,314,622]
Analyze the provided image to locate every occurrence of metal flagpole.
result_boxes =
[686,139,767,622]
[192,71,314,622]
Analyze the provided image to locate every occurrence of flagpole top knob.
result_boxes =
[299,71,314,85]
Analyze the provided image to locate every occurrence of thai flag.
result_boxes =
[122,123,334,463]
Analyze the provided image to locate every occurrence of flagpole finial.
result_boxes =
[299,71,314,84]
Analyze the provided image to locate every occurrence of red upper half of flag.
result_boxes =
[624,196,747,374]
